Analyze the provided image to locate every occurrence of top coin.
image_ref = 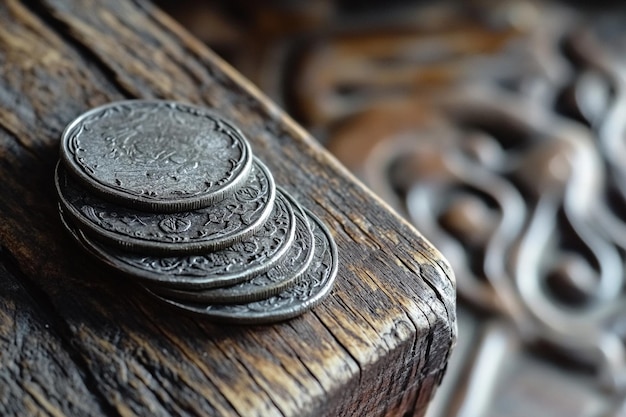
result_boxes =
[60,100,253,212]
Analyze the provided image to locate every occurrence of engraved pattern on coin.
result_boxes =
[149,209,338,324]
[151,197,315,303]
[60,100,252,211]
[56,159,275,254]
[74,192,296,289]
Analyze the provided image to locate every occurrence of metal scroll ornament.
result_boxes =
[55,100,337,325]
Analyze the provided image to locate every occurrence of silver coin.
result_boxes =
[146,209,338,324]
[60,100,252,212]
[66,191,296,289]
[149,194,315,303]
[56,159,275,255]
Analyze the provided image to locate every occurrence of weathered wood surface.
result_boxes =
[0,0,456,416]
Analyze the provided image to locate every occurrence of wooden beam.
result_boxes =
[0,0,456,415]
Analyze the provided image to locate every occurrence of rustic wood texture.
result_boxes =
[0,1,456,416]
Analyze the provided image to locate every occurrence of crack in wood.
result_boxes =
[0,247,123,417]
[20,0,136,100]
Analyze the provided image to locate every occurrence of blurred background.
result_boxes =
[154,1,626,415]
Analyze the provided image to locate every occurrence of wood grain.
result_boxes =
[0,0,456,416]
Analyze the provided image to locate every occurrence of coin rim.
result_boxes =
[59,100,253,213]
[55,158,276,255]
[62,191,297,290]
[148,193,315,303]
[145,208,338,324]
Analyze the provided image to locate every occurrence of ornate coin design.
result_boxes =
[70,192,296,289]
[56,159,275,254]
[56,99,339,325]
[150,194,315,303]
[60,100,252,212]
[147,209,338,324]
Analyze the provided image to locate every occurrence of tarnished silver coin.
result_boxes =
[146,209,338,324]
[150,193,315,303]
[66,191,296,289]
[55,159,275,255]
[60,100,252,212]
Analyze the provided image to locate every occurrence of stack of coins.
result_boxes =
[55,100,338,324]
